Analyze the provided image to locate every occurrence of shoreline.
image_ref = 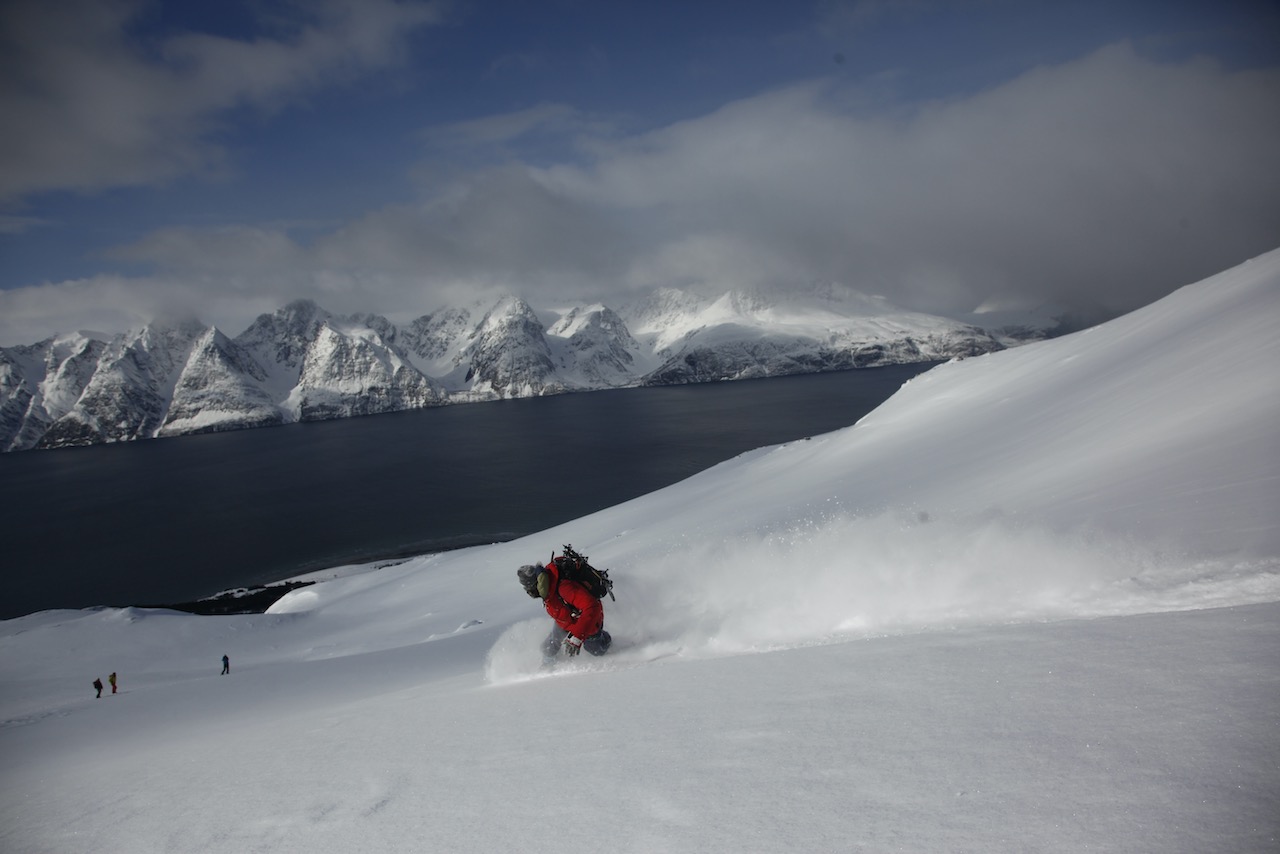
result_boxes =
[140,543,483,616]
[144,580,319,616]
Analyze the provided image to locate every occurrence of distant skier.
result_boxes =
[108,672,117,694]
[517,558,612,664]
[93,677,103,699]
[221,654,230,675]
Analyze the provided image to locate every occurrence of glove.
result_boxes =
[563,635,583,657]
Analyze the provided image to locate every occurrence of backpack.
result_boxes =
[551,544,615,602]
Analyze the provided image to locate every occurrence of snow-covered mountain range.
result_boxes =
[0,284,1064,451]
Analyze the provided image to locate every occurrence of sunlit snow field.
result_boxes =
[2,250,1278,853]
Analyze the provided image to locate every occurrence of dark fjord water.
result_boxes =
[0,363,935,618]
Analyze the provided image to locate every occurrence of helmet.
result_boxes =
[517,565,543,598]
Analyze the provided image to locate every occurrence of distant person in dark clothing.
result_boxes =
[108,672,118,694]
[221,654,230,675]
[93,677,103,698]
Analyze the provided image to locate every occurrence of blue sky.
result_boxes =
[1,0,1278,344]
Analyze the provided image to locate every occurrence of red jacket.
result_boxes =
[542,562,604,640]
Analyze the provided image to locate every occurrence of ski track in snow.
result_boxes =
[484,620,684,686]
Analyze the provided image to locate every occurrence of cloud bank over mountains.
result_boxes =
[1,2,1278,347]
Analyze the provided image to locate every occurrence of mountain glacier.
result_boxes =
[0,284,1064,451]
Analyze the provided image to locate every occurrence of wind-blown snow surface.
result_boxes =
[2,252,1278,853]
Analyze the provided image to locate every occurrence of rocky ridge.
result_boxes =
[0,284,1065,451]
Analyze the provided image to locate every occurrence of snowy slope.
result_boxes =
[1,251,1277,853]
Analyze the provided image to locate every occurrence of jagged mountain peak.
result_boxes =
[473,293,539,330]
[458,295,558,398]
[547,303,627,339]
[40,329,111,354]
[278,298,329,321]
[1,284,1064,451]
[242,300,332,338]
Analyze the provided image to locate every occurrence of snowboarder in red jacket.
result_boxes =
[518,560,612,663]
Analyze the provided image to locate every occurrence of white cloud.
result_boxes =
[3,42,1278,345]
[0,271,310,346]
[109,225,311,275]
[0,0,444,203]
[425,103,584,148]
[537,43,1280,312]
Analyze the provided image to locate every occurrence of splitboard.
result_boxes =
[531,641,682,679]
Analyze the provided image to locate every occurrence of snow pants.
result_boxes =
[542,626,612,662]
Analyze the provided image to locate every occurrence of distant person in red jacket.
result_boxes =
[108,672,117,694]
[518,561,612,663]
